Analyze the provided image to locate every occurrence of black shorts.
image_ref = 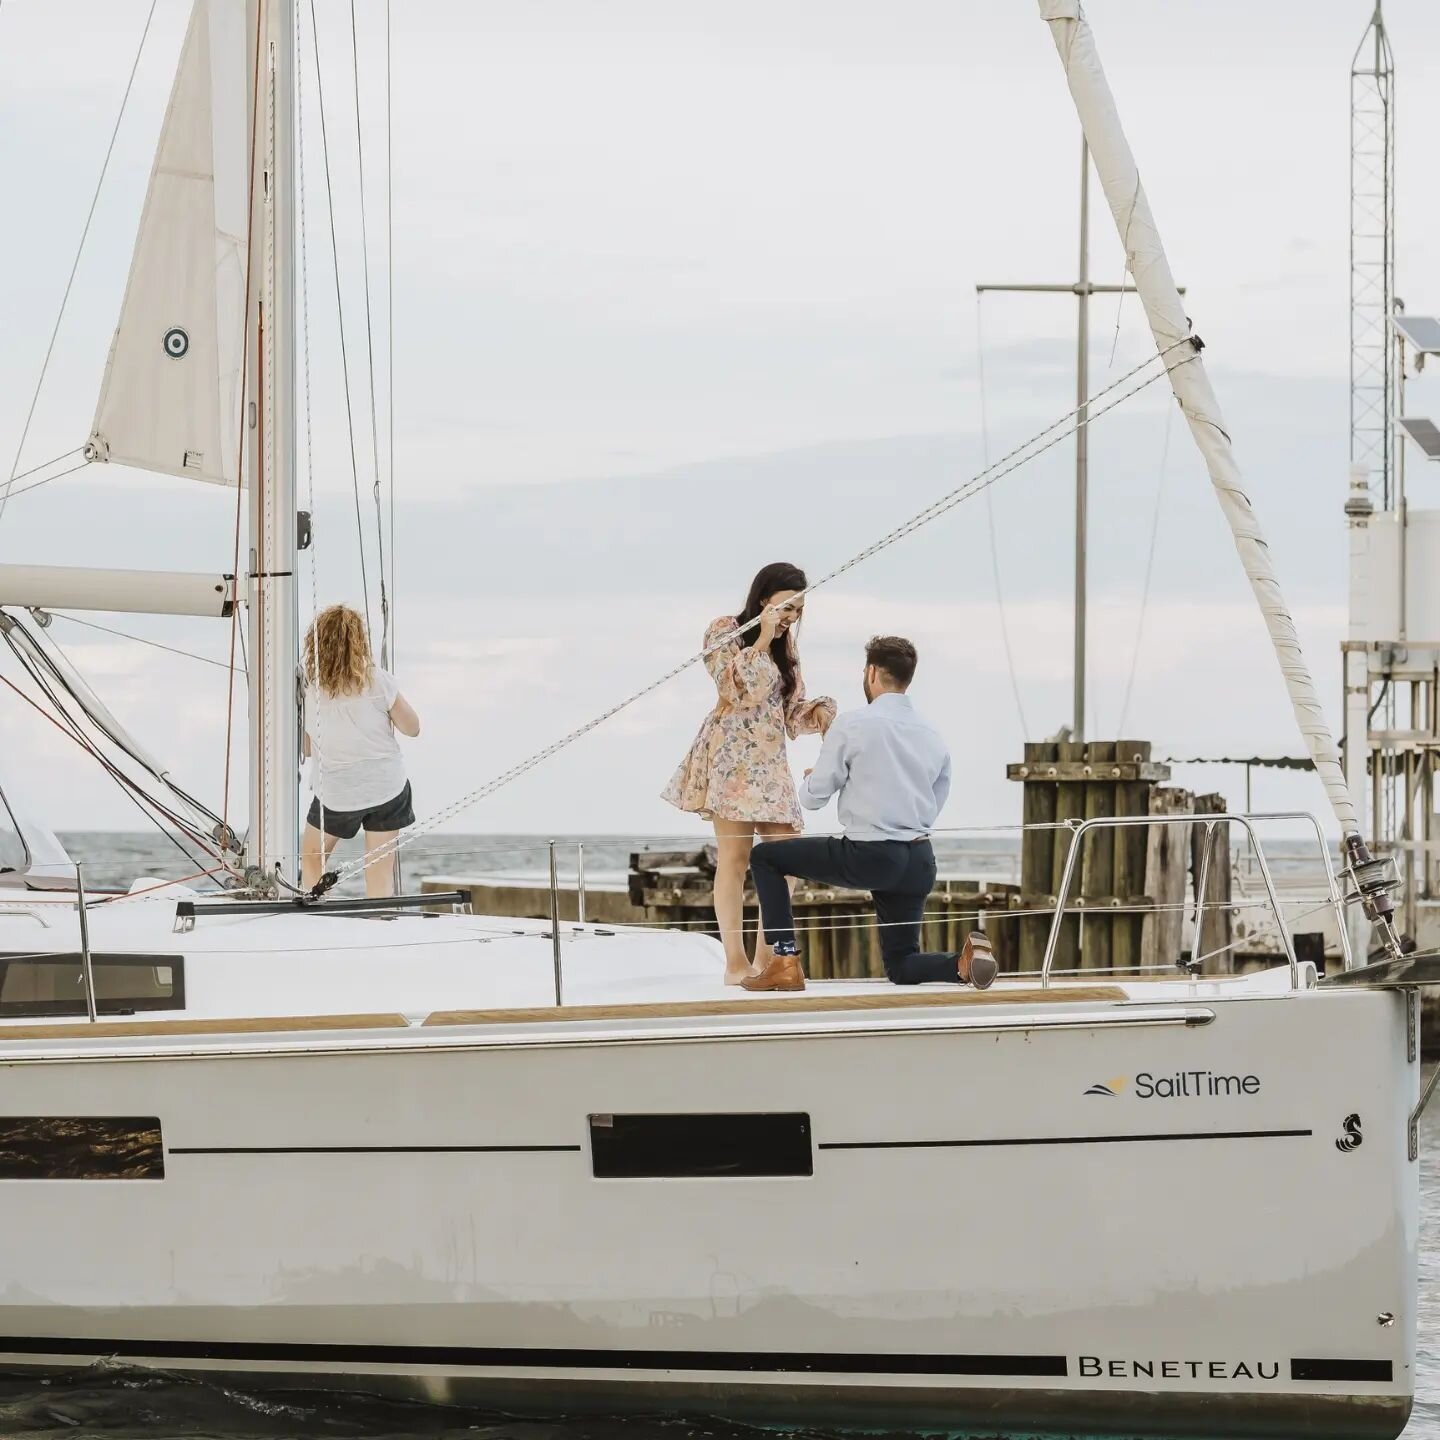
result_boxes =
[306,782,414,840]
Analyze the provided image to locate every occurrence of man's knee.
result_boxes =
[749,839,786,874]
[882,955,923,985]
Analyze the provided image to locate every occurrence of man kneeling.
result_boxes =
[743,635,997,993]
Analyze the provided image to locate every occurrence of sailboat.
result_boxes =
[0,2,1431,1437]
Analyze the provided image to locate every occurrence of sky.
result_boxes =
[2,0,1440,851]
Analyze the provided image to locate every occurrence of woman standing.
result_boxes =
[300,604,421,899]
[663,563,835,984]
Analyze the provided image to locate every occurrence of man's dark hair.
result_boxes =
[865,635,918,688]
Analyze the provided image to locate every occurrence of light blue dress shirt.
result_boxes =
[798,691,951,841]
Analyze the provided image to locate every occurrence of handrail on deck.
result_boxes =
[1038,811,1347,992]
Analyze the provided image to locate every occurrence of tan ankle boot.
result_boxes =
[740,954,806,992]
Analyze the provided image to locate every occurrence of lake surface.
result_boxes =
[0,832,1431,1438]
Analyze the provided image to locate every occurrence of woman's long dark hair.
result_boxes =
[735,562,807,702]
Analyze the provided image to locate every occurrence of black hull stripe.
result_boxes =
[0,1337,1065,1377]
[1292,1358,1394,1383]
[168,1145,581,1156]
[170,1133,1312,1159]
[820,1129,1313,1150]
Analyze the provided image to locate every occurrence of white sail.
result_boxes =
[1036,0,1359,836]
[87,0,250,487]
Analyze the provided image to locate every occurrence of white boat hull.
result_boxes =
[0,976,1417,1438]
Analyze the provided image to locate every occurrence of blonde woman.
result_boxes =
[662,562,836,984]
[300,604,420,898]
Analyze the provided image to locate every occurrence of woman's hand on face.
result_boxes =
[755,605,781,648]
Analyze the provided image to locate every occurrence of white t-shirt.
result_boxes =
[305,667,407,812]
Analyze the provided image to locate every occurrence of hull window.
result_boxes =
[0,952,184,1018]
[0,1116,164,1179]
[589,1112,813,1179]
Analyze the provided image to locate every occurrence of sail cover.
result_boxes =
[1035,0,1358,836]
[88,0,250,487]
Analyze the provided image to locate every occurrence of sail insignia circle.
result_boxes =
[162,327,189,360]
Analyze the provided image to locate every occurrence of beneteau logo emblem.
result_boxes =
[1079,1356,1280,1381]
[1085,1070,1261,1098]
[1336,1114,1363,1152]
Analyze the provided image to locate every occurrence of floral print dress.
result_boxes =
[662,615,837,828]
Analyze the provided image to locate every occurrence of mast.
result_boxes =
[246,0,299,885]
[1073,139,1089,741]
[976,141,1151,742]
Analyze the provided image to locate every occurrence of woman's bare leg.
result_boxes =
[712,819,758,984]
[363,830,398,898]
[301,823,339,890]
[752,823,801,969]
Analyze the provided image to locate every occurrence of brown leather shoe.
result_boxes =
[741,954,806,992]
[959,932,998,990]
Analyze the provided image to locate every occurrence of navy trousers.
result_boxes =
[748,835,958,985]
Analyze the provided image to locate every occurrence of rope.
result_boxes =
[0,666,227,876]
[0,458,92,506]
[337,339,1199,885]
[308,0,373,643]
[0,2,156,544]
[975,293,1030,739]
[91,867,227,906]
[1115,396,1175,734]
[23,617,232,845]
[0,447,82,498]
[48,612,244,673]
[350,0,390,670]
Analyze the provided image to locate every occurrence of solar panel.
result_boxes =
[1395,316,1440,355]
[1397,417,1440,459]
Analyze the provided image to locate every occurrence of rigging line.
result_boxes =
[0,447,83,496]
[385,0,396,674]
[975,293,1030,740]
[0,0,157,543]
[308,0,374,644]
[220,0,268,846]
[26,619,229,832]
[0,458,91,505]
[1106,177,1143,370]
[47,612,243,674]
[349,0,390,670]
[1115,397,1175,736]
[0,657,221,871]
[91,866,226,905]
[340,342,1199,883]
[296,0,327,843]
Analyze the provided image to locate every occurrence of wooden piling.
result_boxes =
[1018,741,1059,974]
[1079,741,1116,970]
[1007,739,1214,977]
[1111,739,1152,973]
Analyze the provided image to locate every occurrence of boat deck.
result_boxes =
[0,894,1313,1042]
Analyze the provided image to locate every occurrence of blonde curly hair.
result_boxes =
[303,604,371,696]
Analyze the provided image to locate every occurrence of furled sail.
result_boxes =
[87,0,250,487]
[1036,0,1358,837]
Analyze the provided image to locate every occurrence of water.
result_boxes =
[3,832,1433,1439]
[52,831,1334,896]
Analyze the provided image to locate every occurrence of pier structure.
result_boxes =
[1341,3,1440,950]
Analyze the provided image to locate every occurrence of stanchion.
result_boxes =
[548,841,564,1005]
[75,862,97,1022]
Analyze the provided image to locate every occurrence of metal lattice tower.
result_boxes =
[1351,3,1396,506]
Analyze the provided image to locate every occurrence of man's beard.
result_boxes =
[863,672,874,704]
